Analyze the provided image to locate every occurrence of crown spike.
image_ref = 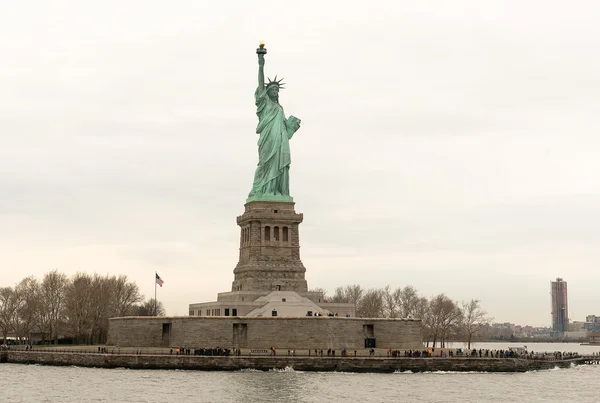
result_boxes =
[264,74,286,90]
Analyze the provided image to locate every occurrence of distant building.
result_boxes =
[584,315,600,332]
[550,278,568,332]
[568,321,585,332]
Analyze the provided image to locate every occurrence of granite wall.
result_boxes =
[106,316,423,350]
[5,351,577,373]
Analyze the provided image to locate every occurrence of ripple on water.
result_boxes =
[0,363,599,403]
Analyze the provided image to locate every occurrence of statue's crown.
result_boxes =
[266,75,285,90]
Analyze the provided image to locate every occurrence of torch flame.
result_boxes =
[259,41,265,47]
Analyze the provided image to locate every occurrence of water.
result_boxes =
[1,343,598,403]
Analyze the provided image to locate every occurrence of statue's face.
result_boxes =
[267,86,279,100]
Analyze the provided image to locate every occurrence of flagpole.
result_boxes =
[154,271,157,316]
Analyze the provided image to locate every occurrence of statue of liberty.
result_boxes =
[247,42,301,203]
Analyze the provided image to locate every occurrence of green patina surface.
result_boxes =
[246,193,293,203]
[247,43,301,204]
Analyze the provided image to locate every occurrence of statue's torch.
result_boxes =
[256,41,267,55]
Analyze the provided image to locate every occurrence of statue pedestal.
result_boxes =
[246,194,293,203]
[232,201,307,293]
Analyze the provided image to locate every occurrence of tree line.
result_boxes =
[0,271,491,348]
[0,270,165,345]
[316,284,492,348]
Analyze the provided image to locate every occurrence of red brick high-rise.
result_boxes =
[551,278,569,332]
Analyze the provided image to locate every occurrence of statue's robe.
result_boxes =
[248,87,294,198]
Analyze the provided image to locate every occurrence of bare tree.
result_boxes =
[61,272,144,344]
[393,286,419,318]
[428,294,462,348]
[110,275,142,317]
[133,298,166,316]
[1,270,145,345]
[357,288,385,318]
[15,277,40,344]
[460,299,492,349]
[411,296,432,344]
[41,270,68,344]
[34,286,51,343]
[89,274,112,344]
[330,287,348,303]
[0,287,14,344]
[330,284,364,315]
[412,297,430,321]
[7,284,26,343]
[344,285,364,306]
[382,285,400,318]
[64,273,94,343]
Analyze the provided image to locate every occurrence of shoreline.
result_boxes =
[1,350,591,373]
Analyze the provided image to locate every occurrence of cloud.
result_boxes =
[1,0,600,325]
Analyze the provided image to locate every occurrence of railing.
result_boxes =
[4,346,594,361]
[7,347,173,356]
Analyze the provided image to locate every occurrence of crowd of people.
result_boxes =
[170,347,240,356]
[167,346,582,360]
[385,348,582,360]
[4,343,586,361]
[396,349,432,357]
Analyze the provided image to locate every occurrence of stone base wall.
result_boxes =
[107,316,422,350]
[4,351,580,373]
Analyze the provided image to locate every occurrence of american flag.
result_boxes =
[156,273,164,287]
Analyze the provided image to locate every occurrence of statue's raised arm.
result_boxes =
[257,42,266,90]
[247,43,300,204]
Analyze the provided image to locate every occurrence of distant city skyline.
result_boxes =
[1,1,600,326]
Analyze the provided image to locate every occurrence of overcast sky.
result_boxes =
[1,1,599,326]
